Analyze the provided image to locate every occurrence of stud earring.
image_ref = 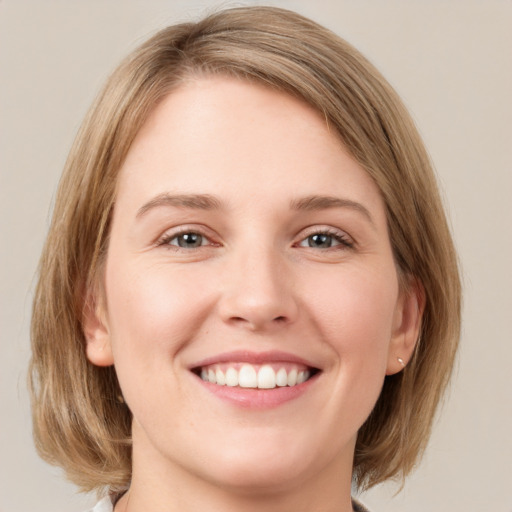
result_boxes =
[397,357,406,367]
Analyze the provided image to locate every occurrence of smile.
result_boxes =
[197,363,314,389]
[190,352,321,408]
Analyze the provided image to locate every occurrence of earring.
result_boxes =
[397,357,406,367]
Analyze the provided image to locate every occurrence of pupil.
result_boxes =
[309,234,331,248]
[179,233,202,248]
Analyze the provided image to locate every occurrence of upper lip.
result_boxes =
[189,350,321,370]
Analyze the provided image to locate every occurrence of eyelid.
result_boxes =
[295,225,355,248]
[153,224,354,250]
[155,224,220,248]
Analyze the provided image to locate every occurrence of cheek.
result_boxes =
[294,264,400,440]
[102,258,220,418]
[104,258,216,359]
[304,264,399,364]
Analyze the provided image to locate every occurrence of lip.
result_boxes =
[189,350,319,369]
[195,376,318,409]
[189,350,321,409]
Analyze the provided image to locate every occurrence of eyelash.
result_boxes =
[157,228,217,250]
[156,227,354,251]
[296,228,354,250]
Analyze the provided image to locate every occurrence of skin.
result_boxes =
[85,76,421,512]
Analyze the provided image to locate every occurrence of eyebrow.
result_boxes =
[136,192,374,226]
[290,195,375,226]
[136,193,223,218]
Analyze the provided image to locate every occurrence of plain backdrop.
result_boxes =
[1,1,511,511]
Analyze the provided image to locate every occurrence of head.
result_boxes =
[30,6,461,494]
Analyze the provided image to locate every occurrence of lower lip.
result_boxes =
[194,374,319,409]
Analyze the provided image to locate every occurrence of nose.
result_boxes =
[217,246,299,332]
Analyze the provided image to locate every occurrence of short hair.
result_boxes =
[29,6,461,493]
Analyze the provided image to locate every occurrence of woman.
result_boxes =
[29,6,461,512]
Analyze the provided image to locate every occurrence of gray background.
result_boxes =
[1,1,511,511]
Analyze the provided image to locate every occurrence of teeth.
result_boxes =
[239,364,257,388]
[215,368,226,386]
[287,368,298,386]
[225,367,238,387]
[276,367,288,387]
[198,363,312,389]
[257,365,276,389]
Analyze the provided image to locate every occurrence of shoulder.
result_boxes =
[352,498,372,512]
[86,496,114,512]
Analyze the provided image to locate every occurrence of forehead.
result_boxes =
[115,76,385,220]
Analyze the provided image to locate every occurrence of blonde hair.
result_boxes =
[29,6,461,493]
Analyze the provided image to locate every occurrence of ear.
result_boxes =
[386,277,425,375]
[82,289,114,367]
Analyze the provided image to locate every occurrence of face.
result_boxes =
[86,77,419,495]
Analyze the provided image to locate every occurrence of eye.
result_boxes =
[297,230,353,249]
[161,231,210,249]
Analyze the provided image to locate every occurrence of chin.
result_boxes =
[208,461,309,495]
[194,439,321,495]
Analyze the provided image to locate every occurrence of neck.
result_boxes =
[116,427,356,512]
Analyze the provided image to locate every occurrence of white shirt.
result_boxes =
[87,496,114,512]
